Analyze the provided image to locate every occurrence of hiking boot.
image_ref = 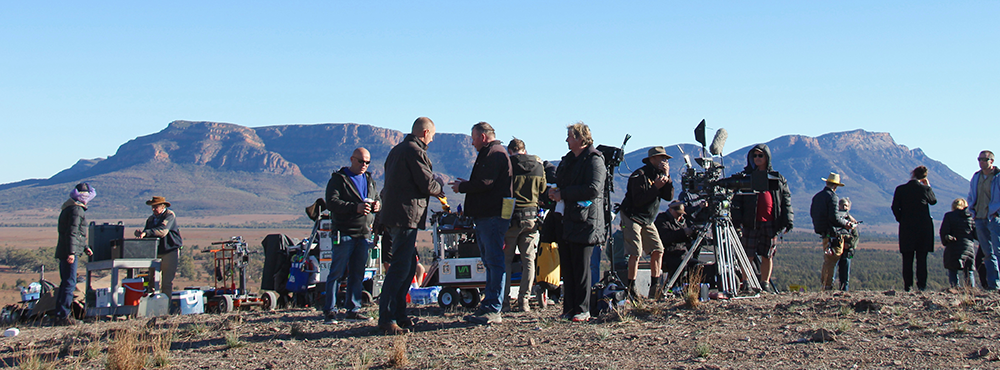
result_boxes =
[378,323,409,335]
[648,280,662,301]
[346,311,373,322]
[571,312,591,322]
[465,311,502,325]
[517,297,531,313]
[323,313,340,325]
[54,317,77,326]
[760,282,771,294]
[397,317,421,329]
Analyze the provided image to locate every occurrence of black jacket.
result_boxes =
[325,167,381,237]
[891,179,937,253]
[459,140,512,218]
[654,211,692,254]
[620,163,674,225]
[55,199,87,259]
[810,187,849,236]
[731,143,794,233]
[555,145,607,246]
[940,209,976,270]
[381,134,443,230]
[142,209,183,255]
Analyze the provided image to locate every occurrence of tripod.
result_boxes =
[662,215,761,297]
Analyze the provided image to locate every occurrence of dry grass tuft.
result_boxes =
[105,328,145,370]
[386,334,410,368]
[683,266,704,309]
[17,347,55,370]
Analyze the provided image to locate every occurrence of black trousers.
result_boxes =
[558,242,594,317]
[901,249,928,291]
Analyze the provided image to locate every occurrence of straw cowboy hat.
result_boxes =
[145,196,171,207]
[821,172,846,187]
[642,146,673,164]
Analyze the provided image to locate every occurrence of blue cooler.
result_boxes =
[170,290,204,315]
[408,286,441,305]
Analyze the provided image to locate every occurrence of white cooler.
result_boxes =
[170,290,204,315]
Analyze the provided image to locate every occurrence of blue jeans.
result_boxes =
[378,228,418,327]
[591,243,602,284]
[836,255,851,291]
[55,257,77,319]
[475,217,509,313]
[324,235,372,314]
[976,217,1000,289]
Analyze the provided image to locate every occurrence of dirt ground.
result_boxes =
[2,288,999,369]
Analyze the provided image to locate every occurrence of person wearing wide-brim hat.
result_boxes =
[811,172,856,291]
[619,146,675,300]
[135,196,183,296]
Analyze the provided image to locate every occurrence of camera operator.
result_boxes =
[730,144,793,293]
[619,146,674,299]
[810,173,856,291]
[655,201,696,283]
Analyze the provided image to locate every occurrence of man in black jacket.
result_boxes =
[810,173,855,291]
[503,138,546,312]
[655,201,695,283]
[620,146,674,299]
[54,183,95,325]
[453,122,513,325]
[731,144,793,292]
[378,117,444,335]
[135,196,183,296]
[322,147,380,324]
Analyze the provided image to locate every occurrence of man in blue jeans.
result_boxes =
[323,147,381,324]
[969,150,1000,290]
[453,122,512,325]
[378,117,444,335]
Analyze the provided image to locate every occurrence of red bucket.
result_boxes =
[122,278,145,306]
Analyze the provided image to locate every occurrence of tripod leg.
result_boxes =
[725,224,761,293]
[664,232,706,294]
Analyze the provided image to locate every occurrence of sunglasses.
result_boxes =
[354,157,371,165]
[752,153,766,158]
[978,157,992,162]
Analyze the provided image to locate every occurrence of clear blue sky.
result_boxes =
[2,1,997,185]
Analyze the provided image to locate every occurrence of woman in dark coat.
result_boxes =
[891,166,937,292]
[941,198,977,288]
[548,122,606,322]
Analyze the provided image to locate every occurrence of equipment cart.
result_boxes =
[203,236,278,313]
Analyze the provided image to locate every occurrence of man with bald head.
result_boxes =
[322,147,381,324]
[378,117,445,334]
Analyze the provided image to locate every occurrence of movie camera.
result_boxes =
[677,120,781,222]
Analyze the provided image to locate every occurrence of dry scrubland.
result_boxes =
[2,289,1000,369]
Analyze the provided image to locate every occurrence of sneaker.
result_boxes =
[571,312,591,322]
[465,311,502,325]
[517,299,531,313]
[378,323,409,335]
[346,311,373,322]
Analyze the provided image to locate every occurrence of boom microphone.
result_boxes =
[709,128,728,156]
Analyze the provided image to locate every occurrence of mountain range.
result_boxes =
[0,121,968,226]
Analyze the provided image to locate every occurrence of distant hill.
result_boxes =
[0,122,968,227]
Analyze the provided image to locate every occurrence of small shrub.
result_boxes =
[595,328,611,340]
[838,305,853,317]
[290,323,304,339]
[351,351,374,370]
[694,342,712,358]
[224,331,245,349]
[954,322,969,334]
[684,266,705,309]
[835,319,851,333]
[17,347,55,370]
[953,311,970,322]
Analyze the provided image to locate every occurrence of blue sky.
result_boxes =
[2,1,997,185]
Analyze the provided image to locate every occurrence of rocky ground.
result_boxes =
[2,288,1000,369]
